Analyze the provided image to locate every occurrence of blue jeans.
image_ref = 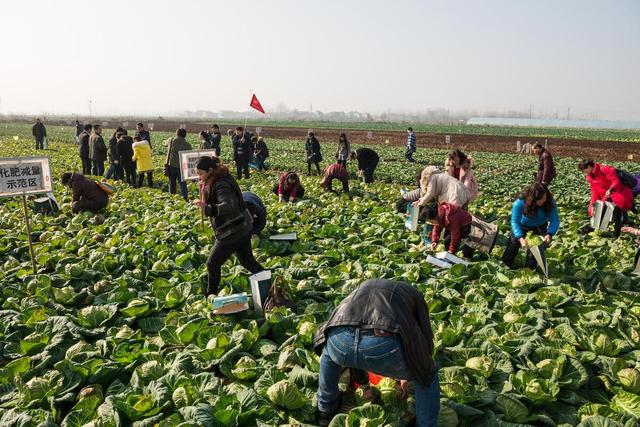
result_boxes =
[92,160,105,176]
[317,326,440,427]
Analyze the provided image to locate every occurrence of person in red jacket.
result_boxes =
[321,162,349,193]
[578,159,634,235]
[426,203,475,258]
[273,171,304,202]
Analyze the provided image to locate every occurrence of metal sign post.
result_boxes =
[0,157,53,275]
[22,194,37,274]
[445,135,451,145]
[367,131,373,140]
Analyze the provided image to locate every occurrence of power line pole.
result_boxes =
[566,107,570,120]
[529,104,532,119]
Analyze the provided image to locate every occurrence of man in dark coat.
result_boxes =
[232,126,252,179]
[208,124,222,157]
[74,120,83,142]
[88,125,107,176]
[117,131,136,186]
[314,279,440,426]
[533,143,556,187]
[78,124,93,175]
[351,147,379,184]
[105,128,124,180]
[242,191,267,236]
[32,118,47,150]
[61,172,109,213]
[135,122,152,149]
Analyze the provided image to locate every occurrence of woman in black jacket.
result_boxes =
[305,132,322,175]
[193,156,264,296]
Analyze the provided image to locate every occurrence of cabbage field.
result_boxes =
[1,123,640,426]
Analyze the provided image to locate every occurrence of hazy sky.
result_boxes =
[0,0,638,119]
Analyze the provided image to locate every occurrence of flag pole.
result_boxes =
[242,89,253,140]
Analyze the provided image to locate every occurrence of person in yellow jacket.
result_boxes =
[132,136,154,187]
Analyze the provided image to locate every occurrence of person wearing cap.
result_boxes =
[321,162,349,193]
[61,172,109,214]
[135,122,152,149]
[314,278,439,426]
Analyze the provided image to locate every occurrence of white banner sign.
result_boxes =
[122,121,129,127]
[255,127,262,135]
[445,135,451,144]
[179,149,218,181]
[367,131,373,139]
[0,157,52,197]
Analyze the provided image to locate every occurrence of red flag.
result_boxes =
[249,94,265,114]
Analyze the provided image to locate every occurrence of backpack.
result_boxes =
[96,181,116,196]
[616,169,637,189]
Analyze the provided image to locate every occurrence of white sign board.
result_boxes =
[179,149,218,181]
[102,122,109,127]
[148,123,155,130]
[367,131,373,140]
[256,127,262,135]
[0,157,52,197]
[122,121,129,127]
[445,135,451,144]
[180,124,187,130]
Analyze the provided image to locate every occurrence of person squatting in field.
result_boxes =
[193,156,264,297]
[426,202,475,258]
[314,279,439,427]
[578,159,634,236]
[274,171,305,202]
[61,172,109,214]
[502,183,560,271]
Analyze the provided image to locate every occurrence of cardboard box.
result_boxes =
[212,293,249,315]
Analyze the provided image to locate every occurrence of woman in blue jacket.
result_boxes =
[502,183,560,270]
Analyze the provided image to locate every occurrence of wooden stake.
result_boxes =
[22,194,37,275]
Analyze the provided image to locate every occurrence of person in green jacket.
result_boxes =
[164,128,192,200]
